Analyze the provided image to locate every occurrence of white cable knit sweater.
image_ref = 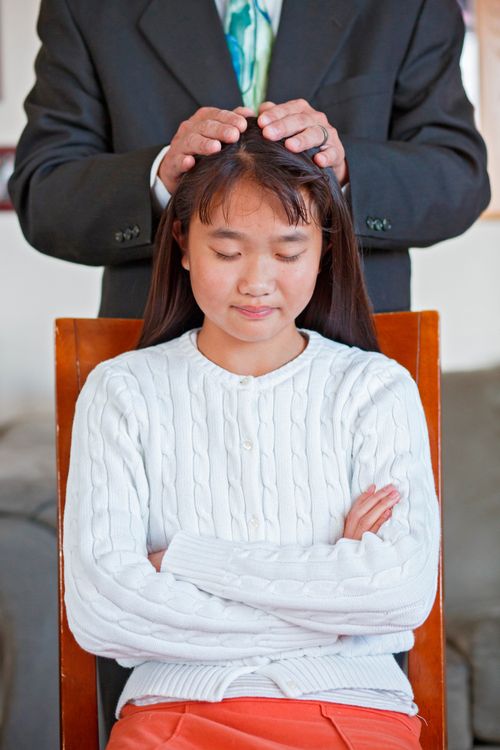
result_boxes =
[63,327,440,719]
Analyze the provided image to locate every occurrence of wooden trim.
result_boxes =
[408,311,447,750]
[56,320,99,750]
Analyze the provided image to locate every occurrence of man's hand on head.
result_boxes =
[158,106,254,193]
[158,101,348,193]
[257,99,349,186]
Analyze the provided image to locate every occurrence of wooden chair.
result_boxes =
[55,311,446,750]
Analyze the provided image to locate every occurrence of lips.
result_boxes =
[237,306,274,312]
[233,305,276,319]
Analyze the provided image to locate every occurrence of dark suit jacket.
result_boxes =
[9,0,490,315]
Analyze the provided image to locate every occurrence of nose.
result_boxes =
[237,255,277,297]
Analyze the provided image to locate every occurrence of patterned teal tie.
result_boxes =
[224,0,274,112]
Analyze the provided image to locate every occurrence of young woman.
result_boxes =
[63,118,440,749]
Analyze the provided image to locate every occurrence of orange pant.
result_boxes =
[106,697,422,749]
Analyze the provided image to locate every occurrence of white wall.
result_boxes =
[1,0,499,423]
[0,216,101,421]
[411,220,500,372]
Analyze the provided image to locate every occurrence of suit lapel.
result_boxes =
[138,0,243,109]
[138,0,363,112]
[267,0,363,104]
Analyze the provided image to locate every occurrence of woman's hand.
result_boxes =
[343,484,401,541]
[257,99,349,186]
[148,549,167,572]
[158,106,253,193]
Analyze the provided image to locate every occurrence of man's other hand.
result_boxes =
[258,99,349,186]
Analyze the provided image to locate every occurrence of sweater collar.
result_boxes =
[175,327,323,388]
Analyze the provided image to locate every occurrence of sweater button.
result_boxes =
[242,439,253,451]
[240,376,252,386]
[249,515,260,528]
[286,680,299,692]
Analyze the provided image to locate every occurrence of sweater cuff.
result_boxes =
[165,531,235,590]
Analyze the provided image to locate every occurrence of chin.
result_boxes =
[234,323,294,345]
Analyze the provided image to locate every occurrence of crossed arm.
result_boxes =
[148,483,401,570]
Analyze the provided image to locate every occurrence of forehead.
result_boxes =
[195,178,318,231]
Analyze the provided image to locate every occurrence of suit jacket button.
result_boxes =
[382,218,392,231]
[115,231,124,242]
[132,224,141,238]
[366,217,375,230]
[123,228,133,241]
[374,218,384,231]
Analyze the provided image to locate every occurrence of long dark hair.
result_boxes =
[138,118,379,352]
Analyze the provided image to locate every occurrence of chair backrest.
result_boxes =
[55,312,446,750]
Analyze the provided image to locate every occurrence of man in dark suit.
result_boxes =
[9,0,490,317]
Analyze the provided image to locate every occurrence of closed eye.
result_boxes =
[213,252,238,261]
[214,252,303,263]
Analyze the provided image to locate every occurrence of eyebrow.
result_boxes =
[208,228,310,243]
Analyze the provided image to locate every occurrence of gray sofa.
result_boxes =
[443,367,500,750]
[0,367,499,749]
[0,417,58,749]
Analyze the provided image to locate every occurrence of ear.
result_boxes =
[173,219,189,271]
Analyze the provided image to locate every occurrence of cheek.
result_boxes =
[282,263,319,294]
[189,261,235,300]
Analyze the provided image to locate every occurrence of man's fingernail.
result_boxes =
[259,114,270,125]
[287,137,300,148]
